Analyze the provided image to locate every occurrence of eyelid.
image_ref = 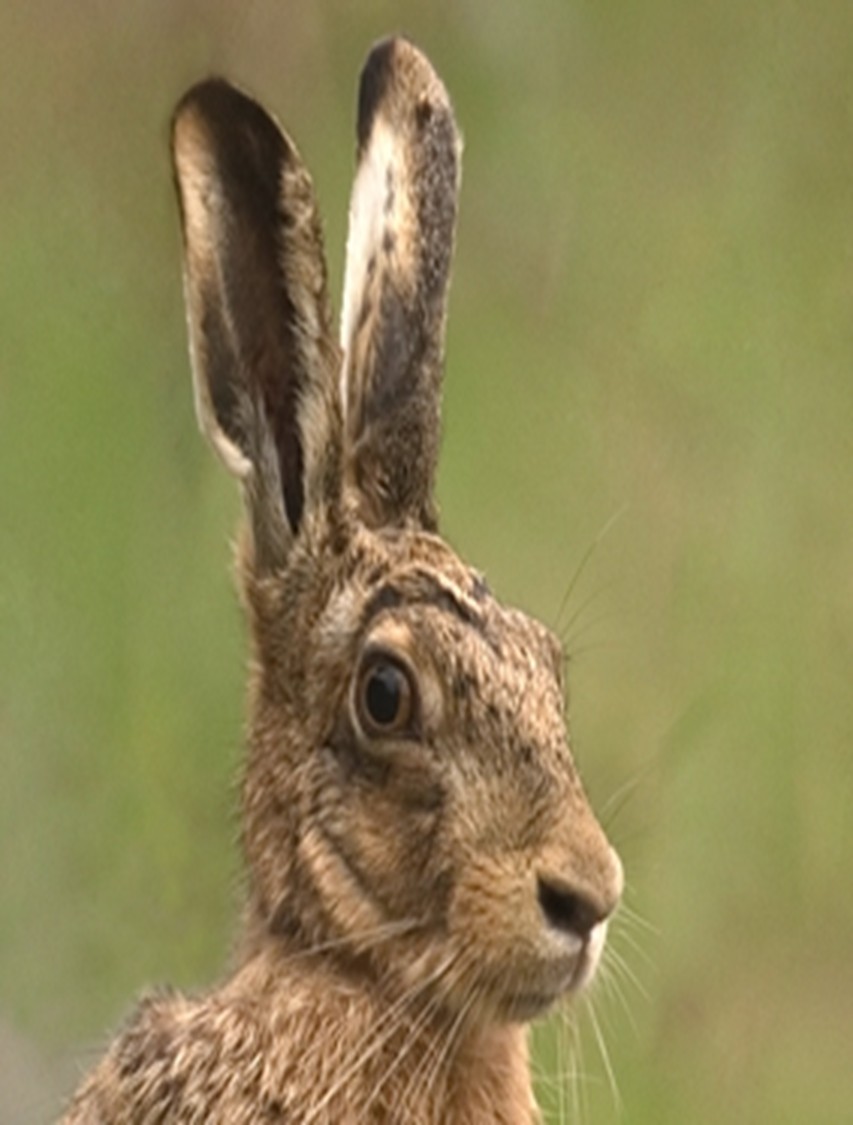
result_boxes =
[361,639,413,667]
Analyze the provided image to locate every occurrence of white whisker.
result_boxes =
[585,994,622,1115]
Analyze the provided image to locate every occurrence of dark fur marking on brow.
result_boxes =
[360,572,491,645]
[361,582,405,623]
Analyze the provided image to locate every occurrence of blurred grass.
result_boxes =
[1,2,852,1122]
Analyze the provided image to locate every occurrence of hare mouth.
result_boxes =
[489,964,579,1021]
[491,970,586,1022]
[485,929,607,1022]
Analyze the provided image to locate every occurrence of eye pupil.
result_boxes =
[356,657,415,736]
[365,664,404,727]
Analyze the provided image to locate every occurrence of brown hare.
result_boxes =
[63,37,623,1124]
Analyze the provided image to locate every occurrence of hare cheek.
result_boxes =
[308,749,449,926]
[299,820,391,939]
[447,857,539,962]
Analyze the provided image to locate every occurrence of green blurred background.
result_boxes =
[2,2,851,1122]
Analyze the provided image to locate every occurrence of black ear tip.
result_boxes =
[357,38,399,152]
[171,77,272,149]
[171,78,229,154]
[356,37,452,155]
[173,77,236,126]
[170,76,292,199]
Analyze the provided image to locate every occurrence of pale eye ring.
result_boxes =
[355,657,416,737]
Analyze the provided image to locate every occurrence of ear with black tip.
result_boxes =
[340,38,461,531]
[171,78,342,571]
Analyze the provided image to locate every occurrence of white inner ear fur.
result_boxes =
[339,117,398,421]
[174,124,254,481]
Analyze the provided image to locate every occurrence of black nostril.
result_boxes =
[537,877,604,939]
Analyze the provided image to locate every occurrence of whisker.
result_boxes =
[564,634,622,664]
[300,952,457,1124]
[556,1008,568,1125]
[274,916,424,964]
[597,767,652,829]
[363,961,457,1119]
[397,948,479,1118]
[585,994,622,1114]
[568,1007,588,1125]
[555,505,628,634]
[596,956,637,1033]
[607,941,651,1001]
[618,900,661,938]
[422,978,478,1108]
[559,580,614,648]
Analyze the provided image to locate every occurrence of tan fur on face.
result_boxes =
[63,37,623,1125]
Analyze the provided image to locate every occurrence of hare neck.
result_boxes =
[225,939,537,1123]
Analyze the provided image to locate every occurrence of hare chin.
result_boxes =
[491,920,610,1023]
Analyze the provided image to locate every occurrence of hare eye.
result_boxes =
[357,658,415,736]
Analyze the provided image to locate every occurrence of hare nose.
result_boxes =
[536,875,609,940]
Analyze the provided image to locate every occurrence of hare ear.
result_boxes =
[171,79,341,572]
[340,39,461,530]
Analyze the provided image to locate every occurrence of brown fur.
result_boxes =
[63,38,622,1124]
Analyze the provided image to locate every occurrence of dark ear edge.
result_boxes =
[171,78,341,567]
[339,38,461,530]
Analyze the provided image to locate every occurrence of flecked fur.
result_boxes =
[63,37,622,1125]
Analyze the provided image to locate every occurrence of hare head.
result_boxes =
[171,37,622,1027]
